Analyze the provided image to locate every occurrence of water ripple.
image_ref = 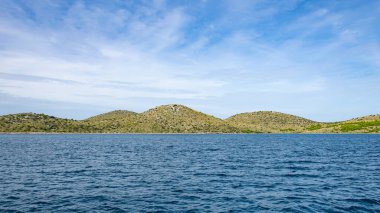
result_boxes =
[0,134,379,212]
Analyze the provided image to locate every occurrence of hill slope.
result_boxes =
[226,111,318,133]
[0,106,379,133]
[308,115,380,133]
[86,110,137,122]
[81,104,239,133]
[132,104,239,133]
[0,113,88,133]
[83,110,139,133]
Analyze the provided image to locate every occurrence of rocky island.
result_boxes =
[1,104,379,133]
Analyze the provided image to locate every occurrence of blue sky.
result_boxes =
[0,0,379,121]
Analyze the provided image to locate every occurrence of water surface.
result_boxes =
[0,134,379,212]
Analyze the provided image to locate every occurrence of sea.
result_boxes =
[0,134,379,212]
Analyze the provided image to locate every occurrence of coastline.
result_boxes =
[1,105,379,134]
[1,132,379,135]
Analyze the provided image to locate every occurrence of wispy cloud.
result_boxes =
[0,72,78,84]
[0,0,379,121]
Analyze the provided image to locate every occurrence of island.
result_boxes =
[0,104,379,133]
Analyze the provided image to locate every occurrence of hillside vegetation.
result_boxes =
[307,115,380,133]
[83,104,239,133]
[86,110,137,121]
[0,105,379,133]
[134,104,239,133]
[226,111,317,133]
[0,113,89,133]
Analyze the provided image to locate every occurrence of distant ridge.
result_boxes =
[86,110,137,121]
[226,111,317,133]
[0,104,379,133]
[136,104,239,133]
[346,114,380,122]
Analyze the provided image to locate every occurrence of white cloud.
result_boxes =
[0,0,379,121]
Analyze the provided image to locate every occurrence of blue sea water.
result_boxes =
[0,134,379,212]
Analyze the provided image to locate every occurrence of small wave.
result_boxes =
[281,173,320,178]
[344,198,380,205]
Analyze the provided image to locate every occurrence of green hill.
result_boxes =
[339,115,380,133]
[132,104,239,133]
[86,110,137,121]
[81,104,239,133]
[226,111,317,133]
[0,113,88,133]
[83,110,140,132]
[0,105,379,133]
[308,115,380,133]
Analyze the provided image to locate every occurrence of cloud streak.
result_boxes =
[0,0,379,121]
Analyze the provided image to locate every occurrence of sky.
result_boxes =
[0,0,379,121]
